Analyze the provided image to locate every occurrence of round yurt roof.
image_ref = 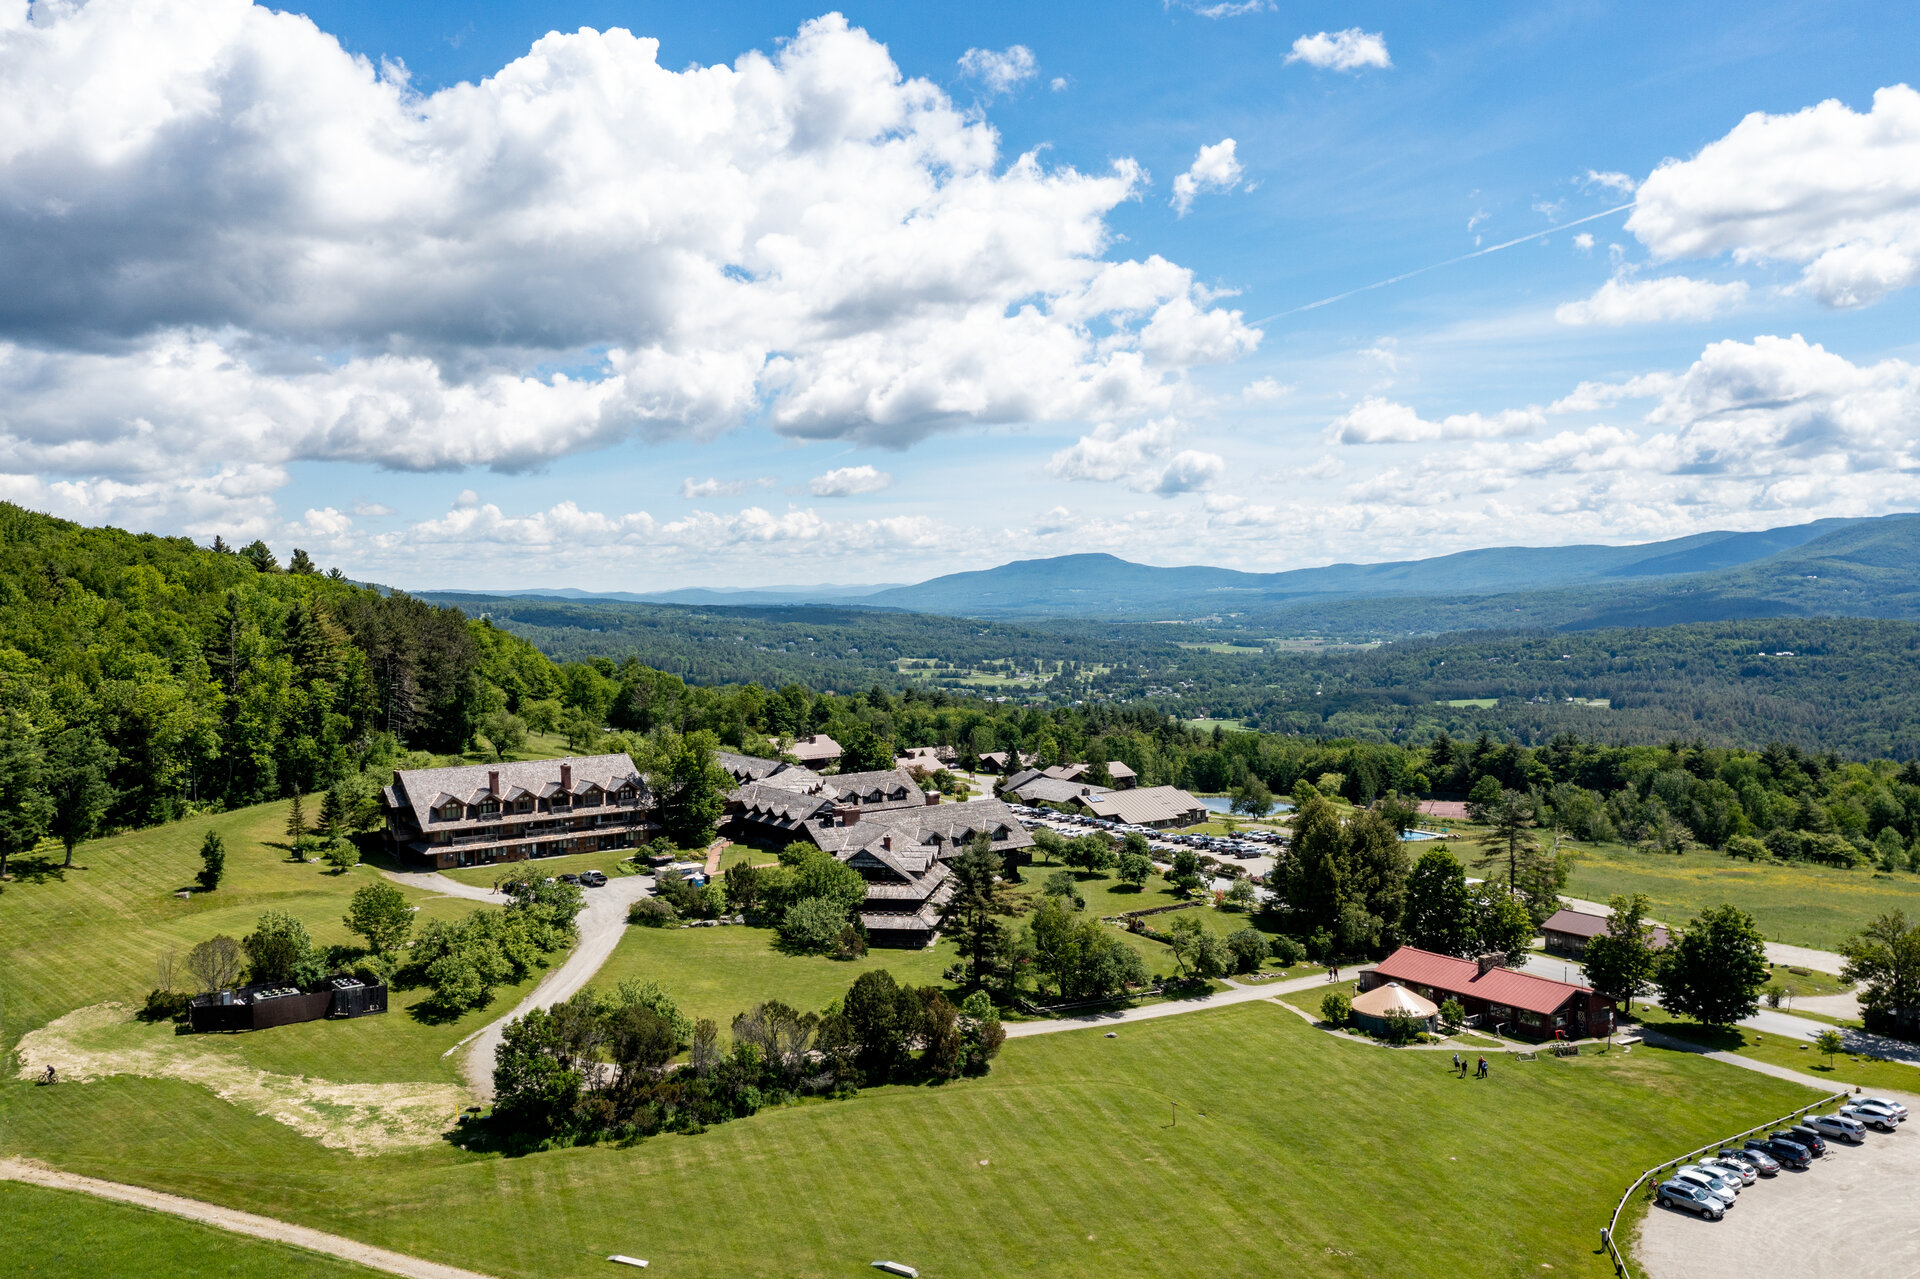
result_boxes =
[1350,981,1439,1019]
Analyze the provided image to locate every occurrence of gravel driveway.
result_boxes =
[1636,1097,1920,1279]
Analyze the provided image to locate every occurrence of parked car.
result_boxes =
[1841,1101,1903,1132]
[1804,1113,1867,1144]
[1747,1136,1811,1169]
[1655,1180,1725,1220]
[1717,1147,1778,1176]
[557,873,581,884]
[578,870,608,888]
[1698,1158,1756,1187]
[1858,1096,1909,1120]
[1673,1166,1739,1203]
[1783,1125,1829,1157]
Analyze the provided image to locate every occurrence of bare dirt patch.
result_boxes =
[15,1004,466,1155]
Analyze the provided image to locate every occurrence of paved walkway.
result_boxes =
[382,866,655,1099]
[1003,966,1371,1038]
[0,1158,497,1279]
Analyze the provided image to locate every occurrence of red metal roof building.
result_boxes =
[1362,946,1617,1040]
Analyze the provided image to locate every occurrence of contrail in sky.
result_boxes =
[1246,201,1638,326]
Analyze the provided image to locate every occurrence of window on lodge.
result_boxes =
[479,801,499,817]
[617,787,635,802]
[436,804,462,821]
[580,790,603,806]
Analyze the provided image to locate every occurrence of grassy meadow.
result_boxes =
[0,998,1820,1279]
[1436,831,1920,951]
[1,1181,380,1279]
[0,797,545,1085]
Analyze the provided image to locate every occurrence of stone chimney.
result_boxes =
[488,770,500,797]
[1475,952,1502,977]
[560,763,573,791]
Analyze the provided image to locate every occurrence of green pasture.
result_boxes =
[1435,832,1920,951]
[0,798,546,1084]
[0,1181,379,1279]
[0,999,1820,1279]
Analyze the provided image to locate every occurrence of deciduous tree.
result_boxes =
[1656,904,1770,1026]
[344,881,413,954]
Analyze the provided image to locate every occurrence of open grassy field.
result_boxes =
[1,1180,380,1279]
[0,998,1820,1279]
[0,797,548,1089]
[1436,832,1920,951]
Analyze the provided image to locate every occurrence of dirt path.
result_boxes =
[0,1158,498,1279]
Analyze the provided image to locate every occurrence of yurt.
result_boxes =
[1348,981,1439,1035]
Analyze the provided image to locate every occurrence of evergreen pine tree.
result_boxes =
[286,793,309,861]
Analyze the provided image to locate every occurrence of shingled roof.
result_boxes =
[811,797,1033,859]
[388,754,645,834]
[1370,946,1598,1017]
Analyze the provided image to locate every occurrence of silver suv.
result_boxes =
[1656,1180,1725,1221]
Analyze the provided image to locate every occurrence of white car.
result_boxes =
[1698,1158,1755,1187]
[1842,1100,1904,1131]
[1859,1096,1909,1120]
[1804,1113,1868,1144]
[1673,1167,1738,1205]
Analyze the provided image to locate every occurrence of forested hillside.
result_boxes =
[0,503,553,830]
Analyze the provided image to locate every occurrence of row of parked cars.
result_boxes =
[1656,1097,1909,1221]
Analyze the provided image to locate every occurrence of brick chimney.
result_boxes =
[836,804,860,827]
[1475,952,1502,977]
[488,770,500,797]
[882,835,892,851]
[924,791,940,806]
[560,763,573,791]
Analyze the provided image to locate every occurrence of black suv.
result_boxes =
[1783,1125,1829,1157]
[1747,1136,1811,1169]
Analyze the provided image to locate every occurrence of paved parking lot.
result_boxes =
[1637,1107,1920,1279]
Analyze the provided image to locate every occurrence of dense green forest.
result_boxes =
[5,506,1919,891]
[424,591,1920,759]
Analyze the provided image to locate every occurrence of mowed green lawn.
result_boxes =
[0,1001,1818,1279]
[1437,833,1920,950]
[0,798,544,1084]
[1,1181,379,1279]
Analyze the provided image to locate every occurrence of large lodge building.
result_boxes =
[382,754,652,870]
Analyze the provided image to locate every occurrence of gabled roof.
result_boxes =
[789,734,842,762]
[1542,908,1672,949]
[1012,777,1110,805]
[1106,760,1138,780]
[1002,767,1045,791]
[389,754,646,832]
[810,797,1033,859]
[823,769,921,807]
[1370,946,1600,1017]
[1043,763,1088,782]
[1077,785,1204,826]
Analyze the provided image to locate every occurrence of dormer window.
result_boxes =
[617,786,635,803]
[478,800,499,818]
[436,802,462,821]
[580,788,603,807]
[516,799,534,814]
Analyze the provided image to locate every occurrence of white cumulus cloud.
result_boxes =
[1046,419,1224,495]
[0,4,1259,531]
[1326,397,1544,444]
[1627,84,1920,307]
[808,464,893,496]
[1554,275,1750,325]
[956,44,1037,96]
[1285,29,1391,72]
[1171,138,1244,216]
[682,477,745,499]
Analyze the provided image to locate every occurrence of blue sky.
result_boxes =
[3,1,1918,589]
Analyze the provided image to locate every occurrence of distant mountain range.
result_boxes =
[426,513,1920,635]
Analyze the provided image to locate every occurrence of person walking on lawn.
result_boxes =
[1475,1056,1487,1079]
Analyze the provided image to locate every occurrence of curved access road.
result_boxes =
[0,1158,498,1279]
[381,867,655,1099]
